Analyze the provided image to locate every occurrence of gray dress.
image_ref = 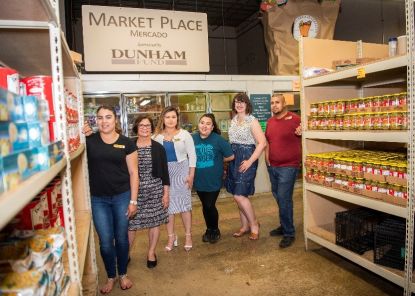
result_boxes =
[129,145,168,230]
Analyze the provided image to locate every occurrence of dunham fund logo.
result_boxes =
[111,49,187,66]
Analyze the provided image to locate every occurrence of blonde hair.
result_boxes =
[154,106,180,136]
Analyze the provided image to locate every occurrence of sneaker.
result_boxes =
[279,236,295,248]
[209,229,221,244]
[269,226,283,237]
[202,229,211,243]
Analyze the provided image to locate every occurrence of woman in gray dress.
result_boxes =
[128,115,170,268]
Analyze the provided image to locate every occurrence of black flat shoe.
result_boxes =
[147,255,157,269]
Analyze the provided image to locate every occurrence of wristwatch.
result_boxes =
[129,200,138,205]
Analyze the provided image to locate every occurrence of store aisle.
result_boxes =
[94,185,402,296]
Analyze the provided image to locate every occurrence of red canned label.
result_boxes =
[22,76,54,118]
[0,67,19,94]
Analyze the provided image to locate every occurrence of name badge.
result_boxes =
[285,116,292,120]
[113,144,125,149]
[173,138,181,142]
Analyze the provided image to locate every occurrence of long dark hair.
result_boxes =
[231,93,252,115]
[96,105,122,134]
[154,106,180,136]
[199,113,221,135]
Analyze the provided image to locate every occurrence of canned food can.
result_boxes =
[0,67,19,94]
[21,76,54,118]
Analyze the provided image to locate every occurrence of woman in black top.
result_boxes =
[85,106,138,293]
[128,115,170,269]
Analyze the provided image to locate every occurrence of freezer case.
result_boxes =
[123,93,166,138]
[209,92,239,140]
[83,94,122,132]
[168,92,208,133]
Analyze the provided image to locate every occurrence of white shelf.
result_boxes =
[305,183,407,218]
[0,22,78,77]
[0,0,58,24]
[70,144,85,162]
[0,158,67,230]
[303,55,407,86]
[127,111,162,115]
[306,231,405,288]
[75,210,92,278]
[303,130,409,143]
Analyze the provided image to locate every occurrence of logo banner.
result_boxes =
[82,5,210,72]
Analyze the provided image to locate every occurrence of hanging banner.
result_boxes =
[82,5,210,72]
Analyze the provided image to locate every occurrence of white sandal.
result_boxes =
[165,233,178,251]
[184,233,192,252]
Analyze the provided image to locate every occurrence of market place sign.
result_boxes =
[82,5,209,72]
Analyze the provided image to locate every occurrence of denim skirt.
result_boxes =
[225,143,258,197]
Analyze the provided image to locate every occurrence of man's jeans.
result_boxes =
[267,166,299,237]
[91,190,130,278]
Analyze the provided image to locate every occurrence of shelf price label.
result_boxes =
[292,80,300,91]
[357,68,366,79]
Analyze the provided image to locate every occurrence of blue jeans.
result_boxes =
[267,166,299,237]
[91,191,130,278]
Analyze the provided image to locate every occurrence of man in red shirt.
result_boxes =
[265,94,302,248]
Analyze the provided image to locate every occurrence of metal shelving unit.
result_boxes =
[300,3,413,292]
[0,1,97,295]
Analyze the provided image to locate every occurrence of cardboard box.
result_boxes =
[1,149,35,191]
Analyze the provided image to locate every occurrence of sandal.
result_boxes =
[184,233,192,251]
[165,233,178,251]
[119,274,133,290]
[232,228,250,238]
[248,223,260,240]
[100,278,116,294]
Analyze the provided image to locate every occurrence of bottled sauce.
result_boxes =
[310,103,318,116]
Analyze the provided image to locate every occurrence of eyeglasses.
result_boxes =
[235,101,246,105]
[138,124,151,129]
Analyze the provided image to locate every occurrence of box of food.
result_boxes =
[48,141,64,166]
[0,89,24,122]
[1,149,35,191]
[21,95,39,122]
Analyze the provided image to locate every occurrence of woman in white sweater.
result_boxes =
[153,106,196,252]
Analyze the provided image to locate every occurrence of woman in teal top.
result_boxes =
[192,114,234,243]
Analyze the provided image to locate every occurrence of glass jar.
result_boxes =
[381,95,391,110]
[366,161,374,174]
[336,100,346,114]
[363,112,374,130]
[387,183,395,196]
[350,113,358,130]
[341,175,349,187]
[372,162,381,175]
[372,96,382,112]
[357,98,365,111]
[401,111,408,130]
[320,116,329,130]
[334,174,342,186]
[390,112,402,130]
[373,112,382,130]
[333,158,341,170]
[355,178,365,190]
[356,113,365,130]
[328,115,336,130]
[335,114,343,130]
[380,162,390,176]
[345,159,353,172]
[323,101,330,115]
[398,92,407,109]
[329,100,337,115]
[352,160,363,174]
[364,96,374,111]
[347,176,356,189]
[389,163,398,178]
[378,181,388,194]
[317,102,325,116]
[381,112,391,130]
[402,185,408,199]
[310,103,318,116]
[365,179,373,191]
[389,93,399,108]
[371,180,379,192]
[392,184,403,198]
[325,172,335,185]
[397,163,407,179]
[349,99,359,113]
[343,114,351,130]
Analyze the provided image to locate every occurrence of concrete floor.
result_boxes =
[95,185,403,296]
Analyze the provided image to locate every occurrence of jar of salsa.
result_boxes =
[352,160,363,174]
[380,162,390,176]
[373,112,382,130]
[365,179,373,191]
[347,176,356,189]
[354,178,365,190]
[356,113,365,130]
[397,163,407,179]
[398,92,407,109]
[365,161,374,174]
[389,163,398,177]
[329,101,337,115]
[390,112,402,130]
[381,95,391,110]
[381,112,391,130]
[343,114,351,130]
[401,111,408,129]
[371,180,379,192]
[372,162,381,175]
[350,113,358,130]
[334,174,342,186]
[317,102,325,115]
[357,98,365,111]
[321,116,329,130]
[310,103,318,116]
[323,101,330,115]
[363,113,374,130]
[328,115,336,130]
[336,100,346,114]
[364,96,374,111]
[392,184,403,198]
[372,96,382,112]
[325,172,335,185]
[349,99,359,113]
[378,181,388,194]
[335,115,343,130]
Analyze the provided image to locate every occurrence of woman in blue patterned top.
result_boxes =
[192,114,234,243]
